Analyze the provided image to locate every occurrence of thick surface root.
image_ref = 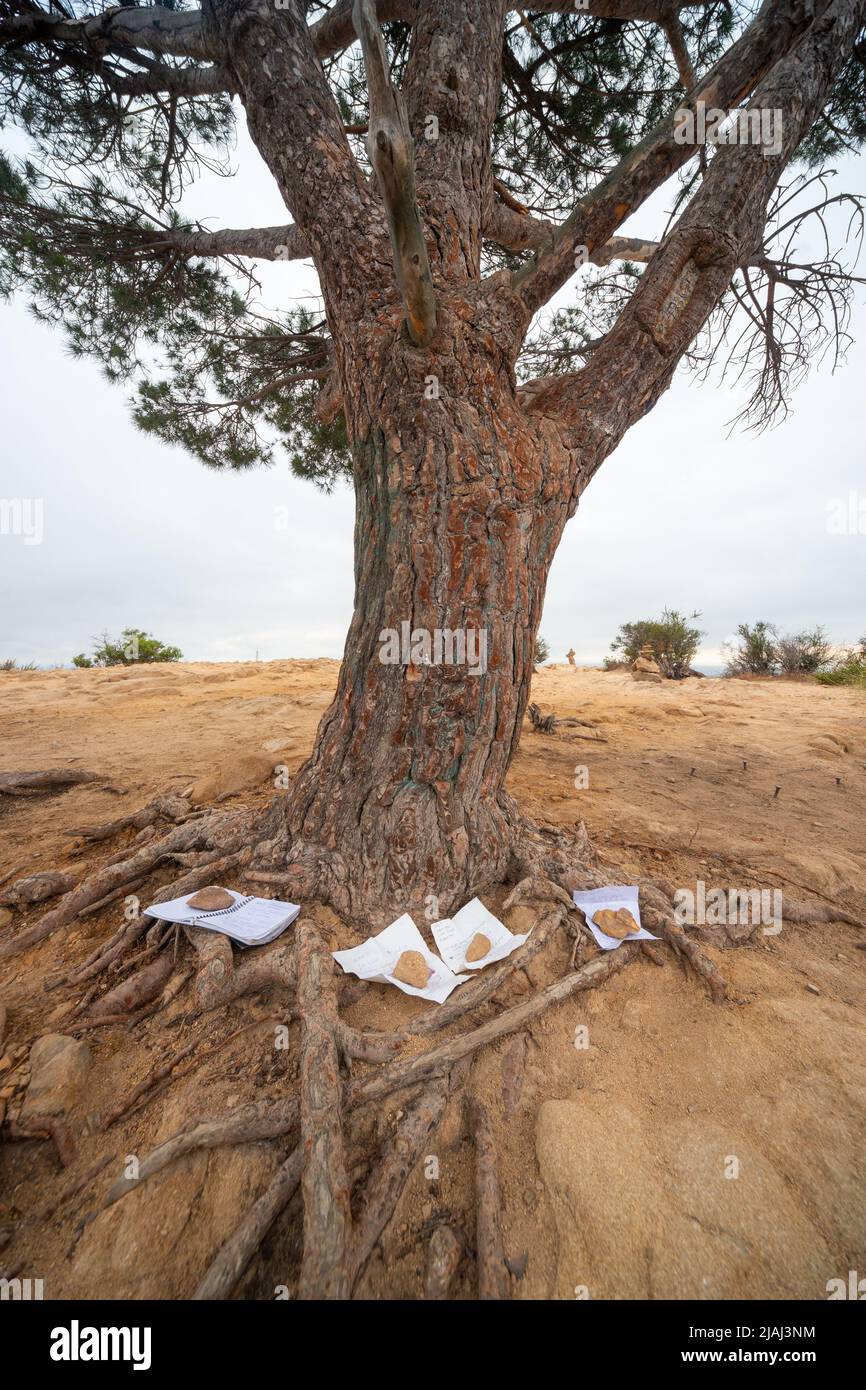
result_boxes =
[13,793,836,1300]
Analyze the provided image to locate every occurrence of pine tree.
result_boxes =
[2,0,864,927]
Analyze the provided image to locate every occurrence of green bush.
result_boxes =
[534,634,551,667]
[724,622,778,676]
[609,608,703,680]
[73,628,183,668]
[816,636,866,687]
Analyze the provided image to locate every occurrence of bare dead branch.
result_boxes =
[353,0,436,346]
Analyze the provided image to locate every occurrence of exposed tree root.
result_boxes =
[93,942,641,1226]
[424,1225,464,1299]
[87,951,177,1021]
[781,901,864,929]
[99,1020,265,1132]
[1,1112,76,1167]
[28,797,853,1300]
[66,796,193,844]
[526,703,607,741]
[0,808,252,960]
[193,1146,305,1300]
[0,769,104,796]
[0,872,78,907]
[468,1094,510,1300]
[99,1099,299,1212]
[296,920,351,1299]
[509,816,731,1002]
[348,1070,453,1292]
[402,904,569,1037]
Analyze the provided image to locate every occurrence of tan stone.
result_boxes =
[465,932,491,963]
[187,886,234,912]
[593,908,638,939]
[392,950,431,988]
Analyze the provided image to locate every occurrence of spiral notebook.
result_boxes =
[143,888,299,947]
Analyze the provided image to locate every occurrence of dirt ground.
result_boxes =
[1,660,864,1300]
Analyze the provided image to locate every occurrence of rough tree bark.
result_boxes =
[197,0,866,926]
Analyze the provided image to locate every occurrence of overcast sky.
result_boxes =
[1,111,864,670]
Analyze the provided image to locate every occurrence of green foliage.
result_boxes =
[609,608,703,680]
[775,625,833,675]
[1,3,864,479]
[816,636,866,687]
[75,628,183,667]
[725,622,779,676]
[534,634,550,667]
[0,153,352,486]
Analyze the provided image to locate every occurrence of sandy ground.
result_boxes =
[0,660,864,1300]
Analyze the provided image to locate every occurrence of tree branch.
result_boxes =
[403,0,506,277]
[485,195,657,264]
[310,0,416,59]
[518,0,715,16]
[98,61,233,100]
[160,222,311,262]
[661,4,697,88]
[353,0,436,346]
[0,6,219,62]
[512,0,826,317]
[525,0,866,469]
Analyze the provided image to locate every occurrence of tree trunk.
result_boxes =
[261,302,578,927]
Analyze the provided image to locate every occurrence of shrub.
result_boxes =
[816,636,866,687]
[534,634,551,667]
[0,658,37,671]
[609,608,704,680]
[775,625,833,675]
[73,628,183,668]
[724,622,778,676]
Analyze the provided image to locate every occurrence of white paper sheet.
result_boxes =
[332,914,469,1003]
[431,896,530,972]
[144,888,299,947]
[571,883,658,951]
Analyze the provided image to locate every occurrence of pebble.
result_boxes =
[805,983,821,996]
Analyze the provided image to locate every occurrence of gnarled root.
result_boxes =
[296,920,351,1299]
[1,1112,76,1168]
[424,1225,464,1299]
[193,1146,305,1300]
[468,1094,509,1300]
[0,807,253,961]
